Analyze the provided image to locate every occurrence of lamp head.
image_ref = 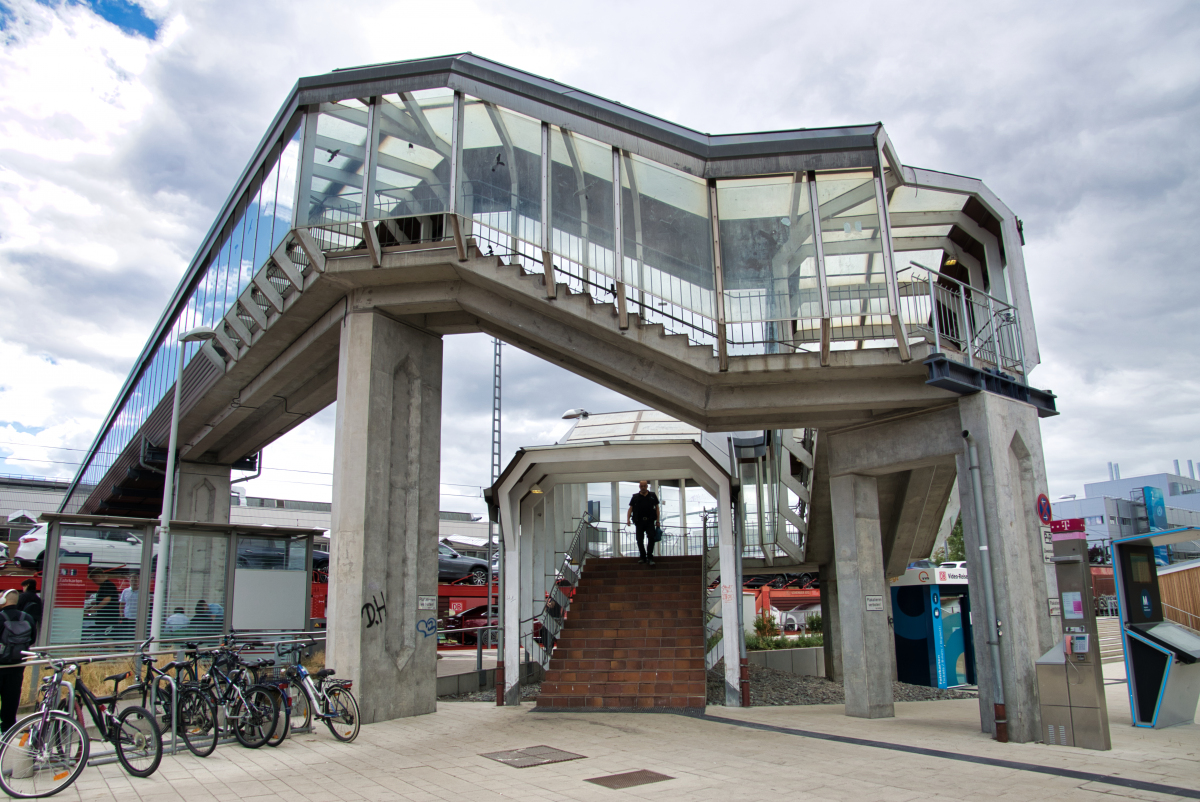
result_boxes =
[181,326,217,343]
[561,408,590,420]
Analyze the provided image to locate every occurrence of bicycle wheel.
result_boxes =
[231,686,278,749]
[288,681,312,732]
[265,686,289,748]
[177,687,218,757]
[112,706,162,778]
[0,711,90,798]
[323,686,361,743]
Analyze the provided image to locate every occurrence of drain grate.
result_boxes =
[585,769,674,789]
[479,745,586,769]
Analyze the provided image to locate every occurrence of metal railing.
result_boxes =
[1163,602,1200,633]
[900,261,1026,374]
[521,512,599,669]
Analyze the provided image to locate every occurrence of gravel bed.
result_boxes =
[707,663,977,706]
[441,681,542,703]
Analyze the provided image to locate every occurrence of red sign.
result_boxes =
[1036,494,1052,524]
[310,583,328,620]
[1050,518,1085,534]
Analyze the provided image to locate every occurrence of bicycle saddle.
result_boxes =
[105,670,130,684]
[314,668,336,678]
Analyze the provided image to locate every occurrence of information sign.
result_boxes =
[865,595,884,612]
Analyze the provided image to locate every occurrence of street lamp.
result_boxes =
[561,409,589,420]
[149,326,215,642]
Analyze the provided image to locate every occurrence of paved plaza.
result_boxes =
[58,664,1198,802]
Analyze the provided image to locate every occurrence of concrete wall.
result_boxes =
[747,646,825,677]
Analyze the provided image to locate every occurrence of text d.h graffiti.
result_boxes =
[361,593,386,628]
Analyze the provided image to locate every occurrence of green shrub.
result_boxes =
[745,633,823,651]
[753,612,780,638]
[807,613,823,634]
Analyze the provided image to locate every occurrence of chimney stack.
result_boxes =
[1115,463,1121,480]
[1190,460,1196,480]
[1175,459,1181,476]
[1108,462,1115,481]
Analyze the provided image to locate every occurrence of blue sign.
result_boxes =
[1141,589,1152,617]
[1143,486,1168,531]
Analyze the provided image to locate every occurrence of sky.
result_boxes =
[0,0,1198,519]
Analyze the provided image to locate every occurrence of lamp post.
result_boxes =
[149,326,216,643]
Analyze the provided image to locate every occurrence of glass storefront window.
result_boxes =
[49,526,148,647]
[307,99,369,225]
[372,90,453,224]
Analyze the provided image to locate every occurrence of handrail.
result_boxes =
[521,511,597,669]
[1162,602,1200,633]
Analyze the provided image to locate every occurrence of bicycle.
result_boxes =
[242,654,289,747]
[194,642,280,749]
[277,639,360,742]
[122,638,219,758]
[0,652,161,798]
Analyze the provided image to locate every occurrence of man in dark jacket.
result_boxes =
[0,589,34,733]
[626,480,660,566]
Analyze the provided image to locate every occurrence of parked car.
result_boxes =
[441,604,497,644]
[16,524,155,570]
[939,561,967,569]
[438,543,490,584]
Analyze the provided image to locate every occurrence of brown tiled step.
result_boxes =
[553,658,705,672]
[554,633,703,646]
[582,568,699,579]
[571,609,702,621]
[540,680,705,696]
[552,646,705,660]
[544,669,707,685]
[553,625,702,639]
[535,694,706,710]
[573,590,698,601]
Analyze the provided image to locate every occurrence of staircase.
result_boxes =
[1096,617,1124,664]
[536,556,706,711]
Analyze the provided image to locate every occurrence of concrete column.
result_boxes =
[819,565,842,681]
[327,309,441,724]
[956,392,1056,743]
[678,479,688,554]
[175,462,232,523]
[717,483,742,706]
[530,498,546,656]
[829,473,894,718]
[520,499,538,654]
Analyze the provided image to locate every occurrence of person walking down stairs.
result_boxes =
[626,480,660,565]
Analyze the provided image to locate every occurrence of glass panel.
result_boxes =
[225,212,249,301]
[888,185,967,214]
[620,153,713,316]
[306,99,369,225]
[254,160,281,270]
[549,126,615,300]
[816,170,888,344]
[50,526,147,647]
[238,187,262,296]
[372,90,453,223]
[717,175,816,352]
[236,537,305,570]
[161,530,228,640]
[459,97,541,255]
[272,129,302,248]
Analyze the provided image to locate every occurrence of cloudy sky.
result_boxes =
[1,0,1197,518]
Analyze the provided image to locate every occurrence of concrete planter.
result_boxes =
[747,646,825,677]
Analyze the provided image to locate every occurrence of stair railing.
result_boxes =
[702,515,724,670]
[1163,602,1200,634]
[522,511,600,669]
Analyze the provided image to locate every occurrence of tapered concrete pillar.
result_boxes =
[957,392,1056,743]
[176,462,232,523]
[327,309,442,724]
[829,473,894,718]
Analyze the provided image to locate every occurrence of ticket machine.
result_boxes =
[1112,526,1200,728]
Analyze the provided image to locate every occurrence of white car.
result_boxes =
[16,524,154,570]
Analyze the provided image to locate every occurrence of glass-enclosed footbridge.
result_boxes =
[60,53,1051,518]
